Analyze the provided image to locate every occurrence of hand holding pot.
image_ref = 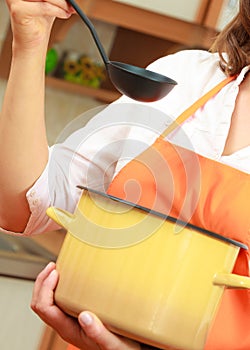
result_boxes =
[31,262,142,350]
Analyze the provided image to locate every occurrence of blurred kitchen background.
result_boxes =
[0,0,239,349]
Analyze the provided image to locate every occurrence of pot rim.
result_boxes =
[77,185,248,251]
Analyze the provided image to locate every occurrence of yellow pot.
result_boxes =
[47,187,250,350]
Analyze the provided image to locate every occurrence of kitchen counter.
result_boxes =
[0,230,65,280]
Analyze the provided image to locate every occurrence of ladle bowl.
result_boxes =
[107,61,176,102]
[68,0,177,102]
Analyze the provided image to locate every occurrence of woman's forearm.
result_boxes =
[0,43,49,232]
[0,0,75,232]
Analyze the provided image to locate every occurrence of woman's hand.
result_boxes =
[31,262,141,350]
[6,0,75,51]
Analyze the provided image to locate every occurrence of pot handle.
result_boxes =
[213,273,250,289]
[46,206,75,230]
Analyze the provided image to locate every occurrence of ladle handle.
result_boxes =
[67,0,109,65]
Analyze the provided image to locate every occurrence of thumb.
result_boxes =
[78,311,140,350]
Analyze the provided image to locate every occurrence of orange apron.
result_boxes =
[107,76,250,350]
[67,76,250,349]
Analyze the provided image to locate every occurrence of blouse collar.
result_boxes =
[235,65,250,85]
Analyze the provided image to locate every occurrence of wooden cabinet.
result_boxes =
[113,0,216,23]
[0,0,227,103]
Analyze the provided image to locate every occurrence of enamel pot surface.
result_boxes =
[47,188,250,350]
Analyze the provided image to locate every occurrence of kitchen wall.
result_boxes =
[114,0,239,30]
[217,0,239,30]
[114,0,202,22]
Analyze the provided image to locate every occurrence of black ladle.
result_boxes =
[68,0,177,102]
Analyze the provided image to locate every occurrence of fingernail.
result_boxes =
[79,312,93,326]
[46,262,55,270]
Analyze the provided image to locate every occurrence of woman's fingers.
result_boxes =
[31,264,77,338]
[31,264,141,350]
[31,261,56,304]
[31,263,91,347]
[31,262,65,327]
[31,261,56,308]
[8,0,74,13]
[9,0,73,20]
[24,0,74,12]
[31,262,58,318]
[7,0,75,30]
[78,311,140,350]
[7,0,75,50]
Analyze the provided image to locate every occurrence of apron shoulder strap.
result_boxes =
[160,75,236,139]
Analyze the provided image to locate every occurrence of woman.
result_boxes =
[0,0,249,349]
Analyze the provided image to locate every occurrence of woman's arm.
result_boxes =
[0,0,74,232]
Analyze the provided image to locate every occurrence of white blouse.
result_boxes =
[2,49,250,236]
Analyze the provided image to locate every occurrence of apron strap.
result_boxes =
[160,75,236,139]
